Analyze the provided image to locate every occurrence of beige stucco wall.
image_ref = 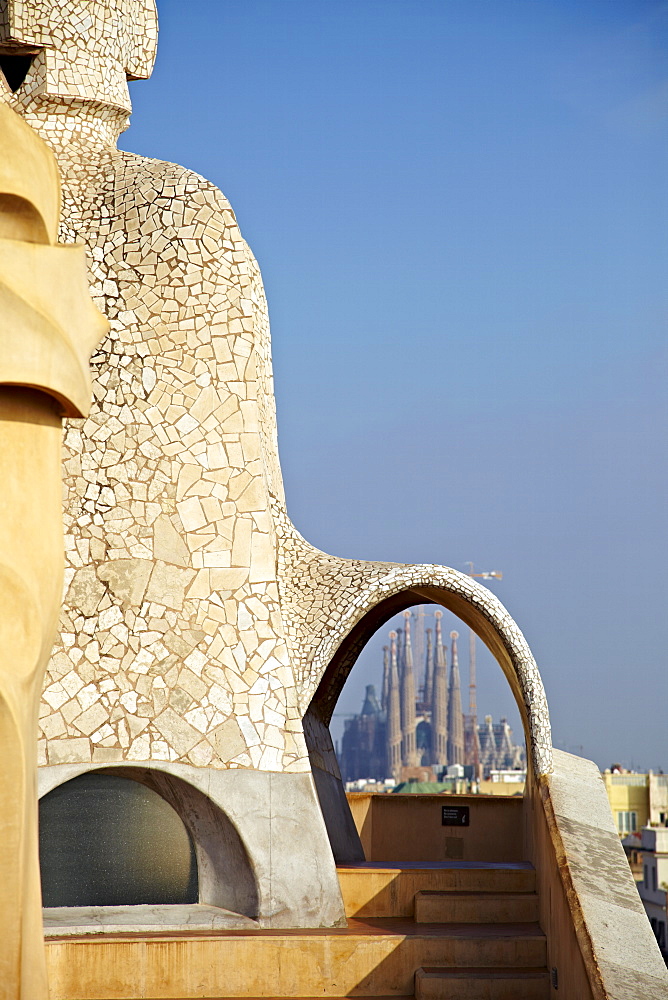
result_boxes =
[348,792,525,863]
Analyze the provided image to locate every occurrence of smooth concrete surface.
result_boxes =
[528,749,668,1000]
[39,761,346,929]
[337,862,536,919]
[0,391,61,1000]
[305,704,366,862]
[43,904,258,936]
[312,765,366,863]
[348,792,525,863]
[44,919,547,999]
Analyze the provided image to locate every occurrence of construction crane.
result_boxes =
[464,562,503,781]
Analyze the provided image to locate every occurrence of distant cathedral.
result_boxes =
[338,610,525,783]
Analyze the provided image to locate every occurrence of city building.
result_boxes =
[602,770,668,837]
[338,610,525,785]
[637,827,668,961]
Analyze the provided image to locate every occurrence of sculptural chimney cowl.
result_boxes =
[1,0,309,775]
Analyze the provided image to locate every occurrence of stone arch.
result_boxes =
[307,565,552,775]
[302,565,552,860]
[38,764,259,919]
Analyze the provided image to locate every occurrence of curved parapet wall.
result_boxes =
[529,749,668,999]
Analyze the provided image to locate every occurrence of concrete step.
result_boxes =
[44,919,546,999]
[415,891,539,924]
[416,966,550,999]
[337,862,536,918]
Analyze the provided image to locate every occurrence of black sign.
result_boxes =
[442,805,469,827]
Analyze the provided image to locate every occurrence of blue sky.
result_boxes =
[122,0,668,769]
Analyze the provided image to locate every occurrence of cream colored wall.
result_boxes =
[347,792,525,863]
[649,775,668,826]
[602,773,649,834]
[478,779,525,796]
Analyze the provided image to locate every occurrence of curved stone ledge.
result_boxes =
[530,749,668,999]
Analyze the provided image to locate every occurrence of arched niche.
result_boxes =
[39,765,258,919]
[303,570,552,861]
[39,772,198,907]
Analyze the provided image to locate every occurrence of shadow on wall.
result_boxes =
[39,768,259,918]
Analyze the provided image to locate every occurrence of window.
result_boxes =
[658,922,666,952]
[617,811,638,833]
[644,864,649,887]
[652,866,658,892]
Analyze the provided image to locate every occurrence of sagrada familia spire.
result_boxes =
[431,610,448,768]
[423,626,434,707]
[339,611,525,784]
[400,611,418,768]
[386,630,402,781]
[381,645,389,711]
[447,630,465,765]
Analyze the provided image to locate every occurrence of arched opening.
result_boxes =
[39,772,197,907]
[304,579,549,861]
[39,766,259,919]
[334,604,525,791]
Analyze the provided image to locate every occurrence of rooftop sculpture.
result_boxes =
[0,100,106,1000]
[2,0,551,929]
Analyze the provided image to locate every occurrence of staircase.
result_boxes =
[44,861,549,999]
[338,861,550,1000]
